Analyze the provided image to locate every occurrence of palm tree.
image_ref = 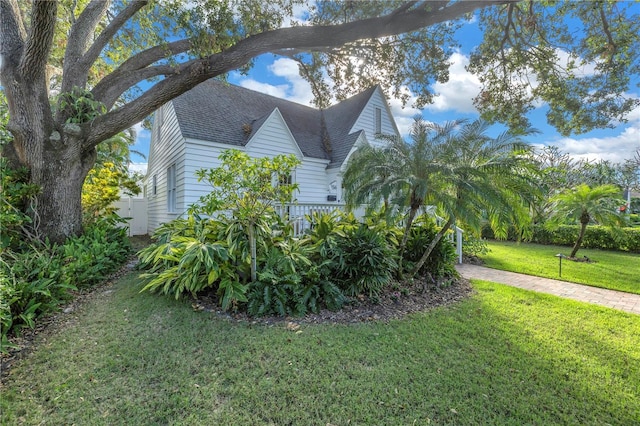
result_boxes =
[343,118,458,277]
[408,119,540,277]
[548,184,625,258]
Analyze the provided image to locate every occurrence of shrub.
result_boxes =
[139,215,240,302]
[246,247,302,316]
[63,216,131,288]
[462,232,489,258]
[482,223,640,253]
[1,216,131,353]
[403,217,457,279]
[0,245,74,344]
[246,247,344,317]
[322,223,397,296]
[0,158,40,250]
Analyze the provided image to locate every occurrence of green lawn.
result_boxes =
[481,240,640,294]
[2,272,639,425]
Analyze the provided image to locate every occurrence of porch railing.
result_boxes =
[275,203,345,236]
[275,203,464,264]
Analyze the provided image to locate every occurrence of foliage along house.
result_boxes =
[145,79,400,232]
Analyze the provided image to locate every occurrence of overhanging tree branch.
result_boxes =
[86,0,512,147]
[93,38,193,108]
[598,4,617,62]
[64,0,109,68]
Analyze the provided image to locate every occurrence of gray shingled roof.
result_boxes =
[170,79,376,165]
[323,86,377,168]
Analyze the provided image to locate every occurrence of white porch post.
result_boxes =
[456,227,463,264]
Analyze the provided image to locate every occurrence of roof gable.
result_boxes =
[245,107,304,159]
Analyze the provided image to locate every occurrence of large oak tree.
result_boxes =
[1,0,639,242]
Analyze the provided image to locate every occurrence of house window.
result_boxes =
[375,107,382,134]
[152,175,157,196]
[274,172,295,203]
[278,173,293,186]
[167,164,176,212]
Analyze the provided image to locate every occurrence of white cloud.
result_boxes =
[554,49,597,77]
[423,48,600,116]
[426,52,481,114]
[543,103,640,164]
[282,2,313,27]
[387,87,421,136]
[239,79,289,98]
[237,58,316,106]
[129,162,148,175]
[267,58,315,105]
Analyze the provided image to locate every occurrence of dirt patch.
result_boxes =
[567,255,596,263]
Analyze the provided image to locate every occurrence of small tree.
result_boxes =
[548,184,626,258]
[343,118,447,278]
[409,119,540,278]
[193,149,300,282]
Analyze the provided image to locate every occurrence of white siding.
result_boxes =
[146,102,186,232]
[296,158,332,204]
[183,140,227,208]
[349,87,399,148]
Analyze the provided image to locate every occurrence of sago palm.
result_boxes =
[548,184,625,258]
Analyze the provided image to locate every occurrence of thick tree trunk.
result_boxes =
[32,136,96,243]
[4,74,95,244]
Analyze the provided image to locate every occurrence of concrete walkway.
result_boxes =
[456,263,640,315]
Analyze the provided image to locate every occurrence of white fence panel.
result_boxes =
[113,198,148,236]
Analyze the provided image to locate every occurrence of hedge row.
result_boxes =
[481,224,640,253]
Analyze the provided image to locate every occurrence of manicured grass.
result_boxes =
[481,240,640,294]
[2,272,639,425]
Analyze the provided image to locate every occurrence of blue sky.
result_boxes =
[129,5,640,173]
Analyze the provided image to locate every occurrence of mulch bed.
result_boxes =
[193,276,474,325]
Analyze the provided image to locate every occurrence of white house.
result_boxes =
[145,79,399,232]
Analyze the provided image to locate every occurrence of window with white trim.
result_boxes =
[152,175,157,196]
[167,164,176,212]
[375,107,382,134]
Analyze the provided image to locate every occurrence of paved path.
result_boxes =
[456,263,640,315]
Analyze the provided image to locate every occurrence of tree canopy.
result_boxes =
[1,0,639,242]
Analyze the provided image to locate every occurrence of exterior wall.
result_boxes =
[295,157,332,204]
[146,90,401,233]
[183,139,227,208]
[349,87,399,147]
[146,102,186,232]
